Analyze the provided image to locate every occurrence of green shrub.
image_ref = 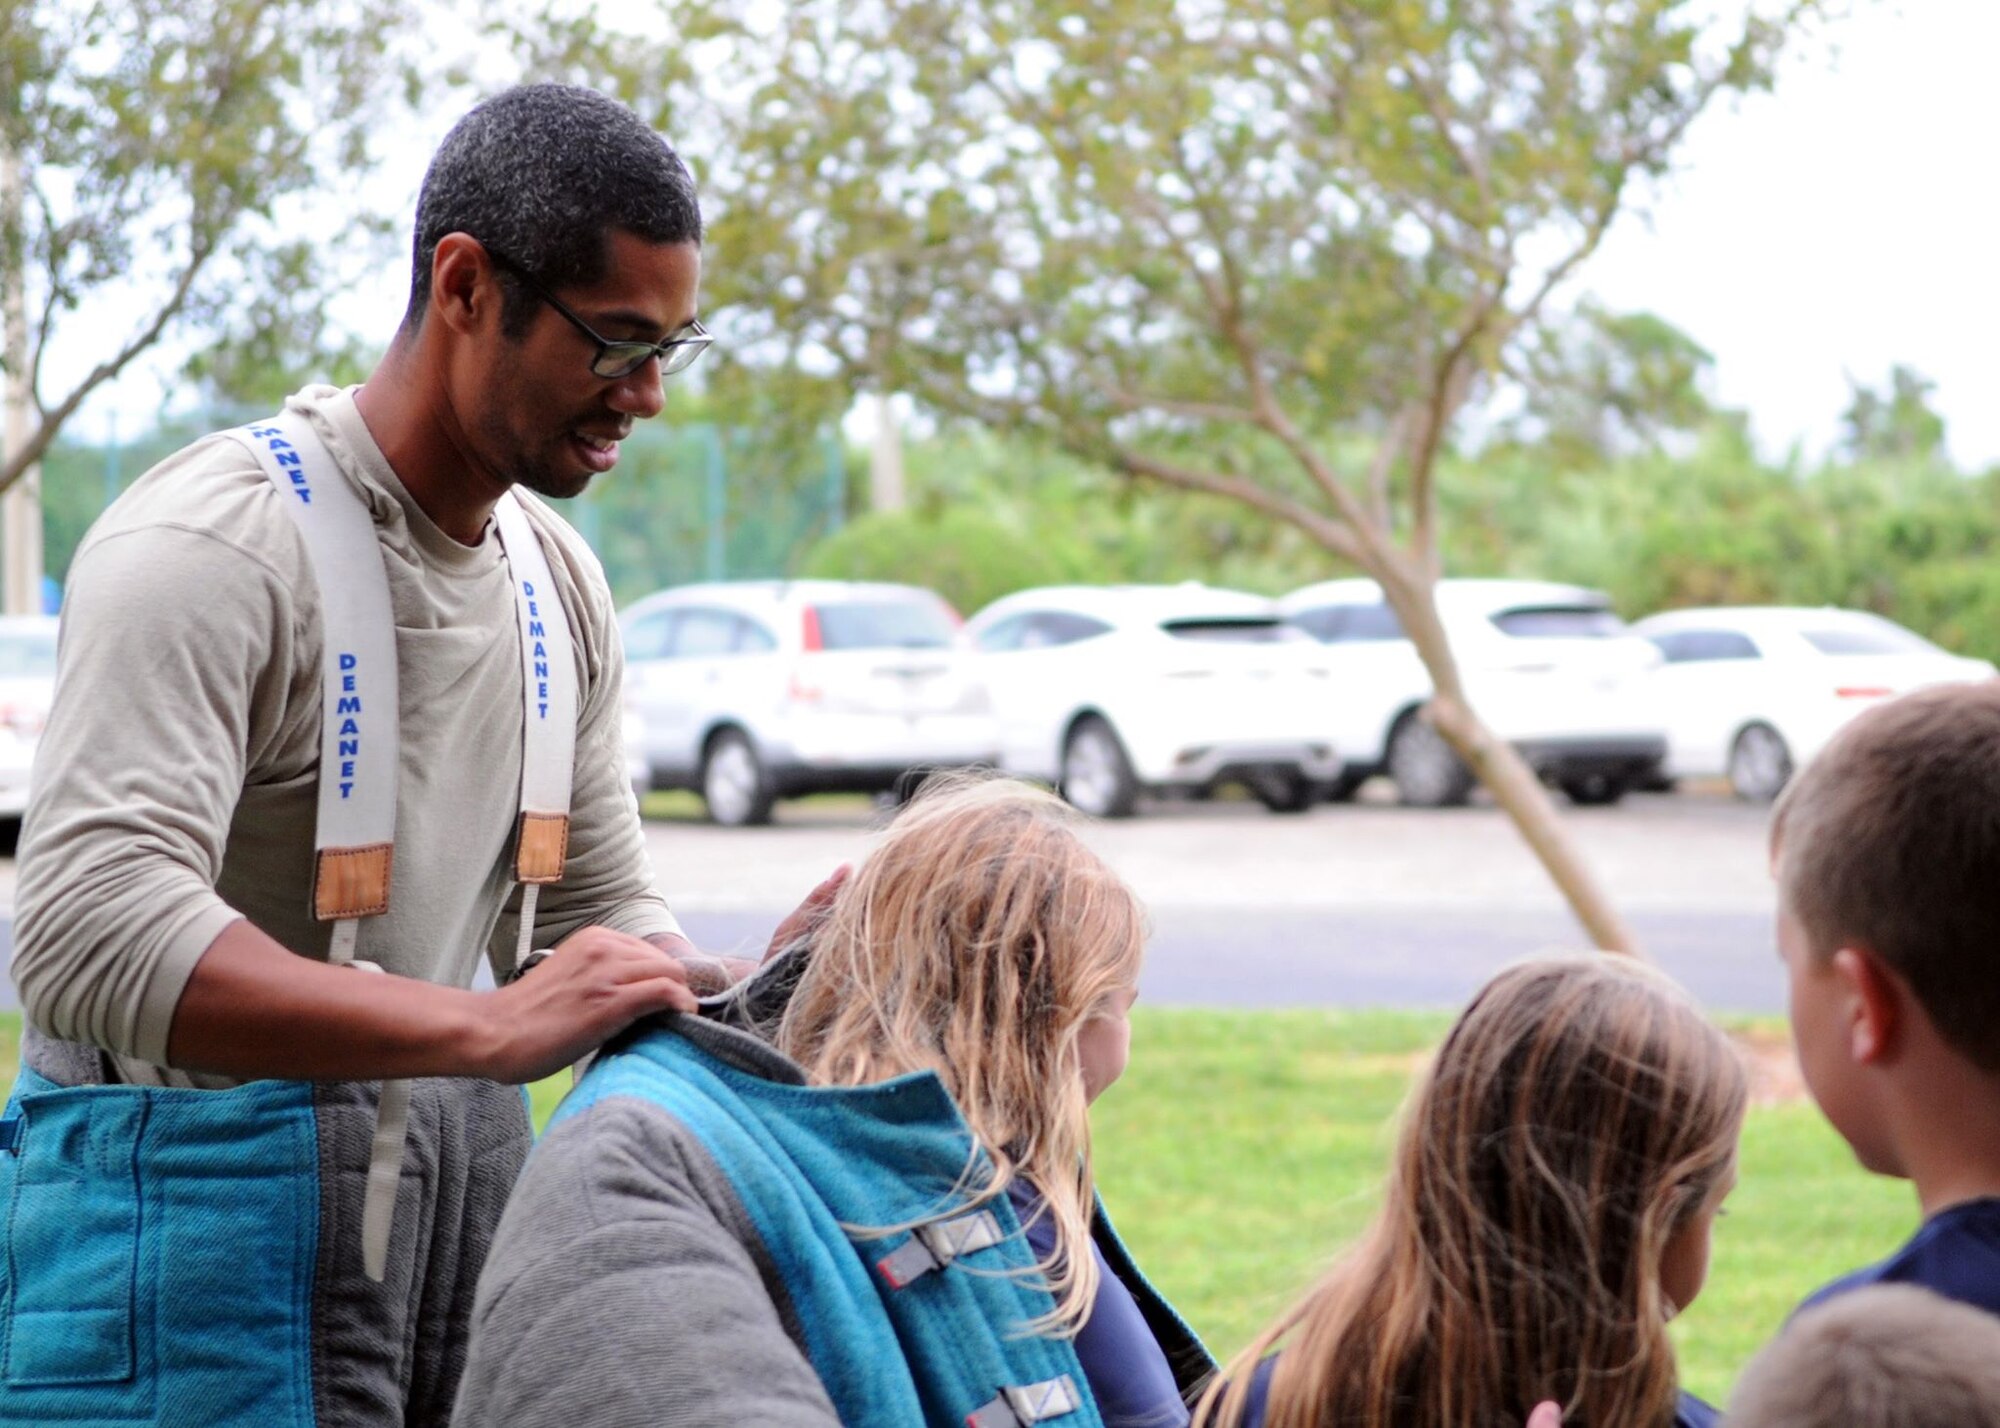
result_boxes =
[801,507,1090,615]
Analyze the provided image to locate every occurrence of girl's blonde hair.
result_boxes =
[1202,954,1747,1428]
[772,773,1146,1331]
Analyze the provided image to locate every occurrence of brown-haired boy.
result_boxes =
[1728,1284,2000,1426]
[1771,680,2000,1315]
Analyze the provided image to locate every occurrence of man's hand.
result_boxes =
[635,865,853,998]
[644,931,749,998]
[764,864,850,960]
[477,925,700,1083]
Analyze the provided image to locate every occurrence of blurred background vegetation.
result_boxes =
[44,349,2000,657]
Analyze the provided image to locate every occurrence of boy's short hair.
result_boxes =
[1728,1284,2000,1427]
[1771,681,2000,1072]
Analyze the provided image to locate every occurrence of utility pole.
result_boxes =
[870,390,905,513]
[0,139,42,615]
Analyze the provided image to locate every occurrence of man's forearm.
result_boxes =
[167,916,700,1084]
[164,919,498,1081]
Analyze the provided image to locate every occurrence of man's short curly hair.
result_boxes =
[405,83,702,335]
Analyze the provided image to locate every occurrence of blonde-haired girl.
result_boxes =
[1203,955,1746,1428]
[454,775,1212,1428]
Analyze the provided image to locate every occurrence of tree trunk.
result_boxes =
[1373,554,1641,957]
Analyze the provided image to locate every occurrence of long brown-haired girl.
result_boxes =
[1202,955,1747,1428]
[454,774,1212,1428]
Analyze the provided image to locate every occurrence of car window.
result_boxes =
[1650,630,1761,663]
[1160,617,1303,644]
[1801,621,1938,657]
[814,599,956,650]
[974,613,1034,652]
[1028,613,1113,648]
[1489,605,1625,639]
[621,610,678,661]
[736,617,778,654]
[0,629,57,678]
[674,608,739,657]
[1290,603,1403,643]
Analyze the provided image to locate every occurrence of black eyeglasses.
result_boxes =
[480,243,713,380]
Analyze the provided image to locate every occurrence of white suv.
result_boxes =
[1278,578,1666,806]
[619,581,997,825]
[964,584,1344,817]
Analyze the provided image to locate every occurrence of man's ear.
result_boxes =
[428,233,503,338]
[1830,946,1902,1065]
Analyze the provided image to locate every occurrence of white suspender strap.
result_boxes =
[233,412,409,1283]
[491,492,577,972]
[232,415,400,917]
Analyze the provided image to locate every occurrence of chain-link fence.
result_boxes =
[38,411,849,611]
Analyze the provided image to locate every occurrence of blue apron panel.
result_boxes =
[0,1067,321,1427]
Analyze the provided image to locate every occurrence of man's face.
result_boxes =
[473,230,702,500]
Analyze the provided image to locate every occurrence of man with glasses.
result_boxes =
[3,85,769,1426]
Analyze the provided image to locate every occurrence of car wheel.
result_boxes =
[1385,712,1475,808]
[1728,723,1794,803]
[1322,769,1369,804]
[702,728,775,827]
[1559,773,1628,807]
[1248,770,1316,814]
[1061,716,1139,819]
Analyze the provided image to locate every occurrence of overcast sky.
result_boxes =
[1579,1,2000,468]
[56,3,2000,469]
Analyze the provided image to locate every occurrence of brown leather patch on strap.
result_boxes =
[515,812,569,884]
[314,844,393,921]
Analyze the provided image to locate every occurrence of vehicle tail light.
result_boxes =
[801,606,824,652]
[0,704,45,737]
[1835,686,1893,699]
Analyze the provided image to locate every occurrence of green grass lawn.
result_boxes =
[3,1008,1917,1407]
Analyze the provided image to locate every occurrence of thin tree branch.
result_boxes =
[1109,444,1364,564]
[1098,387,1263,427]
[0,238,213,495]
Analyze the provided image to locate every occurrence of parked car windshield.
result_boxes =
[1801,621,1940,657]
[1160,617,1303,643]
[1489,605,1625,639]
[814,600,956,650]
[0,628,56,678]
[1290,603,1404,643]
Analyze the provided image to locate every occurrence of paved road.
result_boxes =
[0,787,1785,1014]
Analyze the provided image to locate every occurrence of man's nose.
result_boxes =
[606,354,666,420]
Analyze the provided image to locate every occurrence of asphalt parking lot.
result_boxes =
[640,784,1783,1013]
[0,786,1785,1014]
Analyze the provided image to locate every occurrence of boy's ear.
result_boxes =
[1830,946,1901,1065]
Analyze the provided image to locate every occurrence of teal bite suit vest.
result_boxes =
[557,1013,1211,1428]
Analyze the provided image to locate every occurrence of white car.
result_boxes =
[1277,579,1666,807]
[1632,605,1996,801]
[963,584,1344,817]
[0,615,58,821]
[619,580,997,825]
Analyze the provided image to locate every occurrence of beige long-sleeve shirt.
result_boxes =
[12,385,678,1078]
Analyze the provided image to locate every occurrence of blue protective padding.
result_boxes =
[556,1030,1109,1428]
[0,1067,320,1427]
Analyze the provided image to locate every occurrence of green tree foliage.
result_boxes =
[1840,363,1947,464]
[0,0,417,491]
[538,0,1827,950]
[1498,301,1740,470]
